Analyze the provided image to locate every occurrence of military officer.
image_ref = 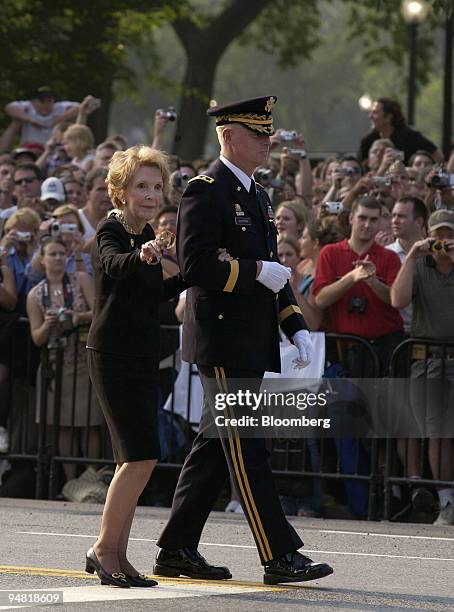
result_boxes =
[154,96,333,585]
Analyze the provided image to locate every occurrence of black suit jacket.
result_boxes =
[87,216,184,358]
[177,158,307,372]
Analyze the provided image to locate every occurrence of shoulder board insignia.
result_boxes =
[254,181,264,190]
[188,175,215,185]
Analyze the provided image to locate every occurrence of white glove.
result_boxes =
[292,330,313,369]
[257,261,291,293]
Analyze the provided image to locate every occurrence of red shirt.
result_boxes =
[312,239,403,339]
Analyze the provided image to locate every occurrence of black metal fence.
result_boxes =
[1,321,453,522]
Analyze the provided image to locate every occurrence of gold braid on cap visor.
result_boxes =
[215,113,274,134]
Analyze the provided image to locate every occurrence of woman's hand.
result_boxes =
[43,310,59,331]
[140,239,165,265]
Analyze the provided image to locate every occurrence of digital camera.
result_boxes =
[50,221,61,237]
[55,307,74,334]
[428,239,450,254]
[325,201,343,214]
[348,297,368,314]
[255,168,273,185]
[164,106,177,122]
[15,231,32,242]
[430,169,454,190]
[372,176,391,188]
[287,148,307,159]
[280,130,297,141]
[173,171,190,190]
[60,223,77,233]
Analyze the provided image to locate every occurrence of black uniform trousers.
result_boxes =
[157,366,303,564]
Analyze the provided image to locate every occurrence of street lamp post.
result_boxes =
[401,0,430,126]
[442,12,453,160]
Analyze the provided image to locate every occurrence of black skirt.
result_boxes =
[87,349,160,462]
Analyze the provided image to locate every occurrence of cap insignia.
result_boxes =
[265,97,276,112]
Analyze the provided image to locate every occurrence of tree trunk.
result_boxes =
[172,0,270,160]
[173,54,220,159]
[87,82,113,144]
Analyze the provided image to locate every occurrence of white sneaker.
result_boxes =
[0,427,9,454]
[433,502,454,526]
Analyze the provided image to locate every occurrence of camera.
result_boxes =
[255,168,273,186]
[60,223,77,234]
[164,106,177,122]
[55,307,74,334]
[338,167,356,176]
[430,168,454,190]
[287,148,307,159]
[50,221,61,237]
[393,150,405,161]
[280,130,297,141]
[87,97,101,111]
[428,239,450,254]
[173,171,190,190]
[15,231,32,242]
[372,176,391,188]
[46,307,74,349]
[325,201,343,214]
[348,297,368,314]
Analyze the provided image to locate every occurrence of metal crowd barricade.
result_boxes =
[3,318,40,495]
[269,333,382,521]
[3,321,393,522]
[383,337,454,520]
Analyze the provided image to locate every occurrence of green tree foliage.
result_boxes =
[344,0,453,91]
[0,0,179,138]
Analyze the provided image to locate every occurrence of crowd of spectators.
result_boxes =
[0,89,453,523]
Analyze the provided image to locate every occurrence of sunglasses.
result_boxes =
[14,176,37,185]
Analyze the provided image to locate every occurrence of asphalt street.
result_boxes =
[0,498,453,611]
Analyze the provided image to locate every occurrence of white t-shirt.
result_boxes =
[78,209,96,241]
[72,152,95,171]
[0,205,17,220]
[12,100,78,145]
[386,239,412,333]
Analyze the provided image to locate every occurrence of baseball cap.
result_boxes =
[40,177,65,202]
[12,143,44,161]
[428,209,454,232]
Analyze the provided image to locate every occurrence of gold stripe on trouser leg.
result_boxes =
[218,367,273,562]
[213,367,270,562]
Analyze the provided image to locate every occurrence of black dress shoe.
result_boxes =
[124,573,158,587]
[85,547,130,588]
[154,547,232,580]
[264,551,333,585]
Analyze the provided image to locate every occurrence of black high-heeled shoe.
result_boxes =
[124,573,158,587]
[85,547,130,588]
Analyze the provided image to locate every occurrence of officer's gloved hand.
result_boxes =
[257,261,291,293]
[292,330,313,368]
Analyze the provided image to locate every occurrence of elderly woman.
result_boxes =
[85,145,184,588]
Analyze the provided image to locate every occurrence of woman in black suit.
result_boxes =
[85,145,184,587]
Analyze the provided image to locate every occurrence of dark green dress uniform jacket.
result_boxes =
[177,159,307,373]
